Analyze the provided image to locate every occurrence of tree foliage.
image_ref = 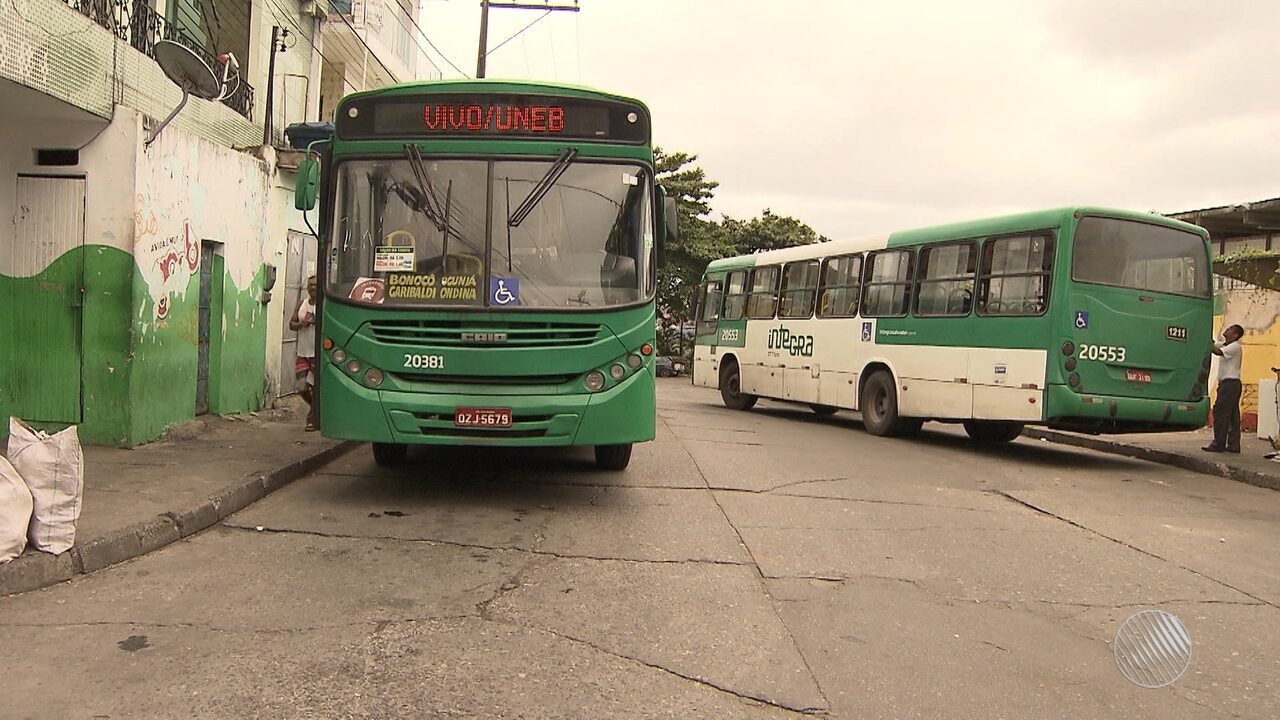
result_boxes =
[654,148,828,355]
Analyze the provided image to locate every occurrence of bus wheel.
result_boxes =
[962,421,1024,443]
[861,371,911,437]
[372,442,408,466]
[810,404,839,416]
[595,443,633,471]
[719,360,758,411]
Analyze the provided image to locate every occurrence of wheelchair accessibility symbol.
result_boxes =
[490,277,519,306]
[1074,311,1089,329]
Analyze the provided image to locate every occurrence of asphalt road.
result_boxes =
[2,380,1278,719]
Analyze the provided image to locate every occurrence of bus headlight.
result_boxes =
[609,364,626,380]
[364,367,384,388]
[585,371,606,392]
[346,359,362,375]
[626,353,643,370]
[331,348,347,364]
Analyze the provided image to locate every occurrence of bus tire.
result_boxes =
[962,421,1024,443]
[810,404,839,416]
[861,371,912,437]
[595,443,633,471]
[719,359,758,411]
[372,442,408,466]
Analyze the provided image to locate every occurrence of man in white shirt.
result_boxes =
[1204,324,1244,454]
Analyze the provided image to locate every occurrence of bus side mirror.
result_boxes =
[664,196,679,244]
[295,157,319,211]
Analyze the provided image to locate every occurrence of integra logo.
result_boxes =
[768,327,814,357]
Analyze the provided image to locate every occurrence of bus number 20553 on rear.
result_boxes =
[1078,344,1126,362]
[404,354,445,369]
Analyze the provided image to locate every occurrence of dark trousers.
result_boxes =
[1212,379,1242,451]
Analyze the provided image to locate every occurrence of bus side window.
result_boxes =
[818,254,862,318]
[696,280,722,336]
[978,234,1053,316]
[915,241,976,317]
[780,260,821,318]
[722,270,749,320]
[746,266,781,319]
[861,250,914,318]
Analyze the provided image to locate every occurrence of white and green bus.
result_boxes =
[692,207,1214,442]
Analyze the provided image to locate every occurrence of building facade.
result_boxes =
[0,0,411,446]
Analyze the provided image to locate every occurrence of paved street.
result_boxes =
[2,380,1278,719]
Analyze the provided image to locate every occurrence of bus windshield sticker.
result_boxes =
[349,277,386,304]
[861,322,872,342]
[490,277,520,306]
[373,246,414,273]
[1074,310,1089,329]
[622,173,638,186]
[386,272,479,303]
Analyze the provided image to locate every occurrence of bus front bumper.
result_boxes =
[1044,385,1209,433]
[318,363,656,447]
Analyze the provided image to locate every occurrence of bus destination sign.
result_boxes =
[340,94,650,144]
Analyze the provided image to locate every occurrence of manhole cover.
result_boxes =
[1113,610,1192,688]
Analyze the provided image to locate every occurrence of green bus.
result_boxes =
[691,207,1213,441]
[295,80,677,469]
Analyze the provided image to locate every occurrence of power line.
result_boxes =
[486,10,550,58]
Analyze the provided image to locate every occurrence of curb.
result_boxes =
[1023,428,1280,493]
[0,440,358,597]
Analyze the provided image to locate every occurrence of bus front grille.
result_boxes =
[390,372,580,386]
[367,320,604,348]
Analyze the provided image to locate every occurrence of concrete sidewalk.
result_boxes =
[0,399,355,596]
[1026,425,1280,492]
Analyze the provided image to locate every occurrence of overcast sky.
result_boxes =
[416,0,1280,239]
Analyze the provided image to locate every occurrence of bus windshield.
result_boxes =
[1071,217,1210,298]
[328,158,653,309]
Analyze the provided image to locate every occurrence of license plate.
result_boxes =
[455,408,512,428]
[1125,369,1152,383]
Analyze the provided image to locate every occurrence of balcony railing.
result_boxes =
[64,0,255,119]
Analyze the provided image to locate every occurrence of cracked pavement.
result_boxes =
[1,381,1278,718]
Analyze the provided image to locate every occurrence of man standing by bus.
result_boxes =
[1204,324,1245,454]
[291,275,319,432]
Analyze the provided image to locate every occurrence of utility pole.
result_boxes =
[476,0,580,79]
[263,26,289,146]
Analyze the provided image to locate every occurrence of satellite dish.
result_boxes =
[145,40,238,146]
[155,40,222,100]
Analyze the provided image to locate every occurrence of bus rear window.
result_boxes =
[1072,217,1210,298]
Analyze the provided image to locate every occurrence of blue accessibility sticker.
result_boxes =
[861,321,872,342]
[490,277,519,306]
[1074,310,1089,329]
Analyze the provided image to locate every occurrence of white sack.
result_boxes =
[8,418,84,555]
[0,455,33,563]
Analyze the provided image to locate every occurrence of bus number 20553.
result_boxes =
[404,354,446,369]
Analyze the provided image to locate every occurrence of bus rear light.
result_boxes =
[1191,384,1203,399]
[1068,372,1080,389]
[640,343,654,356]
[364,368,384,388]
[1065,357,1077,372]
[1082,397,1101,404]
[1062,341,1075,356]
[322,337,334,350]
[331,348,348,364]
[585,371,606,392]
[1203,355,1212,369]
[1197,370,1209,384]
[626,353,643,370]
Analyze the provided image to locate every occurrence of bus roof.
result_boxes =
[704,206,1209,274]
[337,78,650,114]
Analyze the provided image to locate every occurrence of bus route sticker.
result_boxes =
[861,321,872,342]
[373,246,414,272]
[348,277,385,304]
[491,277,519,306]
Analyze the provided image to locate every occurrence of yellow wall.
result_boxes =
[1214,288,1280,417]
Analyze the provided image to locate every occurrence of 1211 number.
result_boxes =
[1078,344,1126,362]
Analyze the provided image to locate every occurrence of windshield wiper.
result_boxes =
[508,148,578,228]
[402,144,467,259]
